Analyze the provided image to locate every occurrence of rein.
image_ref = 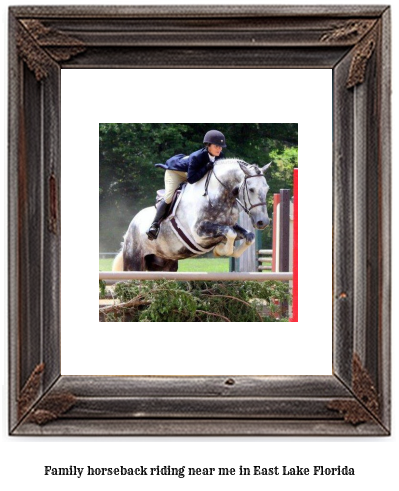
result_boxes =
[204,164,267,216]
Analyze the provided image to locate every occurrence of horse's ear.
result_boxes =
[261,162,272,173]
[238,162,252,176]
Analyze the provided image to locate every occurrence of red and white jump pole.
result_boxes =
[290,168,298,322]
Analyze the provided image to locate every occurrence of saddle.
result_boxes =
[155,183,186,220]
[155,183,214,255]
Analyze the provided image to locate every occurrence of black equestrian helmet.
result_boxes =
[203,130,227,148]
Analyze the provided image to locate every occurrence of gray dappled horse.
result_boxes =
[113,159,271,272]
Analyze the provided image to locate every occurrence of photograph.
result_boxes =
[99,123,298,322]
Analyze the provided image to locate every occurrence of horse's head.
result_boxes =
[209,159,271,229]
[237,161,271,230]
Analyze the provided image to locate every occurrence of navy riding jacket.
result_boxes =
[155,147,225,184]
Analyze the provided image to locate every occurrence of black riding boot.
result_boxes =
[146,199,169,240]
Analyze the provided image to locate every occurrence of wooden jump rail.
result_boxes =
[99,271,293,285]
[257,248,273,271]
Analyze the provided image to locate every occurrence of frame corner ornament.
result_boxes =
[17,363,45,419]
[328,354,380,425]
[320,19,376,44]
[352,353,380,417]
[346,26,378,88]
[27,392,77,426]
[17,19,85,81]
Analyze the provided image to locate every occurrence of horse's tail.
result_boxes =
[112,250,124,271]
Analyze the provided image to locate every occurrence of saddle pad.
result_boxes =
[155,183,185,217]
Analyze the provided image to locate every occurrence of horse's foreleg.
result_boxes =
[197,221,237,257]
[231,224,255,258]
[214,228,237,257]
[231,240,255,258]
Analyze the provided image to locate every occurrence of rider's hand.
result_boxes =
[206,162,214,170]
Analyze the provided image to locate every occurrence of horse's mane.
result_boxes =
[215,158,262,175]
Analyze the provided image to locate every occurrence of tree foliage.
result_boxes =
[99,123,298,251]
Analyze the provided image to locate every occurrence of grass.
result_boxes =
[99,256,229,273]
[178,257,229,272]
[99,258,115,271]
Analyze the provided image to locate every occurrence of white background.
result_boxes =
[61,68,332,376]
[1,1,398,491]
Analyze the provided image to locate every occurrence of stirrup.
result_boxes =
[146,223,160,241]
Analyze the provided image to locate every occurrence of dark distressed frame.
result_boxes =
[8,5,391,436]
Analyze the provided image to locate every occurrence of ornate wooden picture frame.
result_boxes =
[9,5,391,435]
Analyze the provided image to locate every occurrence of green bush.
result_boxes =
[99,280,107,299]
[100,280,291,322]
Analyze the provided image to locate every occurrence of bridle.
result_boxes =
[237,173,268,214]
[203,161,268,216]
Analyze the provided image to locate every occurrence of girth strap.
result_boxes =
[169,217,214,254]
[168,185,214,255]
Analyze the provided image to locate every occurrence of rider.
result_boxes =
[146,130,227,240]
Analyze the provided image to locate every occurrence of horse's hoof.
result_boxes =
[246,232,255,244]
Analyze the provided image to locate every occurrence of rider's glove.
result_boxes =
[206,162,214,170]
